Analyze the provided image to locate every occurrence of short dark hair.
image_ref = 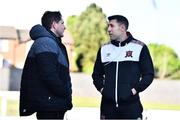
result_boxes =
[41,11,62,29]
[108,15,129,30]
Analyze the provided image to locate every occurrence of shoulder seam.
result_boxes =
[131,39,145,46]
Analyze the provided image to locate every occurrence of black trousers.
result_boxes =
[100,98,143,120]
[36,111,66,120]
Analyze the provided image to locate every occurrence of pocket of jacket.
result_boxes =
[118,84,132,100]
[102,87,115,101]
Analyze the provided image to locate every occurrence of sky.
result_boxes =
[0,0,180,57]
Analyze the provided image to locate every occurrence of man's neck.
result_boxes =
[50,28,59,37]
[117,33,128,42]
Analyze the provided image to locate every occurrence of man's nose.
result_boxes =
[107,27,111,32]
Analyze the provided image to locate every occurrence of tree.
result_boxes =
[67,3,108,72]
[148,43,180,79]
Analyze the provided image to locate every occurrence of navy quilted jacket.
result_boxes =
[20,25,72,116]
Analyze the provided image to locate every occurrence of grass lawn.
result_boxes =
[143,102,180,110]
[0,96,180,116]
[7,100,19,116]
[73,96,100,107]
[0,98,1,114]
[73,97,180,110]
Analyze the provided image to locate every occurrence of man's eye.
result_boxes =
[109,24,114,27]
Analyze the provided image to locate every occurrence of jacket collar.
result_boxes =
[48,30,62,45]
[111,32,133,47]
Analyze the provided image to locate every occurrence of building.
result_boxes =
[0,26,74,69]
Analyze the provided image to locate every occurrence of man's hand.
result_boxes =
[131,88,137,95]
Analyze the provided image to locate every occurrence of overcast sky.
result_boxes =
[0,0,180,57]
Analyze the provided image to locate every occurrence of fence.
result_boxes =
[0,91,19,116]
[0,68,22,91]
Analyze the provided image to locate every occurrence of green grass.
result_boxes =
[0,96,180,116]
[0,98,1,114]
[143,102,180,110]
[7,100,19,116]
[73,96,100,107]
[73,97,180,110]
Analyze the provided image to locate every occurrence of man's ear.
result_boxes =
[51,21,57,29]
[119,24,126,32]
[121,24,126,30]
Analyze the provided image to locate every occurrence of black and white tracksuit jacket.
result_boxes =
[92,32,154,107]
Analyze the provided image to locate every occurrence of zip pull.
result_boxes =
[116,103,119,107]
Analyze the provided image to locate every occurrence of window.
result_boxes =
[0,40,9,52]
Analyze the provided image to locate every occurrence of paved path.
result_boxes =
[140,79,180,104]
[71,73,180,104]
[71,73,100,98]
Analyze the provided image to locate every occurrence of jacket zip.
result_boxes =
[115,42,121,107]
[115,61,119,107]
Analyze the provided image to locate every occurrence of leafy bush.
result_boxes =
[148,43,180,79]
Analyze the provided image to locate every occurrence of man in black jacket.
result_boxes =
[92,15,154,119]
[20,11,72,119]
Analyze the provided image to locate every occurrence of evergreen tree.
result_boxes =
[67,3,108,72]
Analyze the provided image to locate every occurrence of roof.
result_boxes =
[0,26,18,39]
[0,26,73,44]
[17,29,31,43]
